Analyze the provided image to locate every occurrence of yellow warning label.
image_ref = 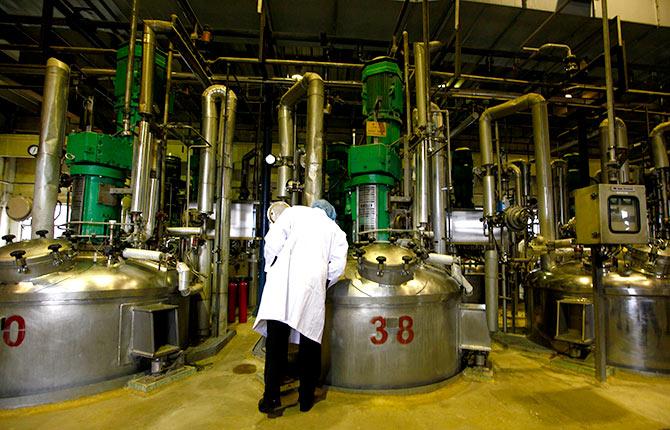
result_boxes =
[366,121,387,137]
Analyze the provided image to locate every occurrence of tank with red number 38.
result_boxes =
[323,241,463,389]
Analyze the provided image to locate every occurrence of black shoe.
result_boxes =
[258,397,281,414]
[299,394,314,412]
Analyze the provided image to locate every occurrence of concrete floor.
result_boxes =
[1,321,669,430]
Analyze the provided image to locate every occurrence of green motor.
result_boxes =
[347,58,403,241]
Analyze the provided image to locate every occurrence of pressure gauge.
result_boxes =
[27,145,38,157]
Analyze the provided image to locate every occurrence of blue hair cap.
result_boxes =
[311,199,337,220]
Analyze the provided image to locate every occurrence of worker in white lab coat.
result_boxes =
[254,199,348,415]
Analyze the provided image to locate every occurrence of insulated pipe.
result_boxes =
[276,104,294,200]
[129,25,156,215]
[32,58,70,238]
[485,249,499,332]
[479,94,556,252]
[122,248,165,261]
[601,0,617,178]
[197,85,226,214]
[552,160,569,227]
[414,42,430,226]
[278,73,324,206]
[505,163,523,206]
[166,226,202,236]
[649,121,670,169]
[430,103,447,253]
[121,0,138,134]
[402,31,412,198]
[213,88,237,336]
[599,118,629,184]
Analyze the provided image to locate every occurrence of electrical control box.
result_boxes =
[574,184,649,245]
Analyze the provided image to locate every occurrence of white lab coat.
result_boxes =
[253,206,349,344]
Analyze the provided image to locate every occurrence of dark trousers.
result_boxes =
[264,320,321,402]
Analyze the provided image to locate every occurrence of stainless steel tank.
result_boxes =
[323,242,463,389]
[0,238,187,406]
[527,247,670,373]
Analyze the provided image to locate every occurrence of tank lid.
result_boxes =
[359,242,414,266]
[628,244,670,277]
[0,238,74,284]
[0,238,72,264]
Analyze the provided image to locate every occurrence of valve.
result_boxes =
[9,249,27,273]
[2,234,15,244]
[48,243,64,265]
[402,255,413,274]
[35,230,48,238]
[376,255,386,277]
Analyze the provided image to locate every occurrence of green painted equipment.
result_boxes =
[66,42,166,236]
[66,132,132,236]
[347,58,403,241]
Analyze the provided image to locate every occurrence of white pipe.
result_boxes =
[451,263,474,296]
[167,226,202,236]
[177,261,194,296]
[427,253,457,266]
[122,248,165,261]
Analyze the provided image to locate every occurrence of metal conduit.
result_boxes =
[430,103,447,253]
[31,58,70,238]
[276,105,294,200]
[414,42,430,227]
[278,73,324,206]
[479,93,556,332]
[599,117,629,184]
[649,122,670,170]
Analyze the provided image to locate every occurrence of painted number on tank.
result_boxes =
[369,315,414,345]
[2,315,26,347]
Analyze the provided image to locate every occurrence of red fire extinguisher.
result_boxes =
[228,281,238,323]
[238,279,248,323]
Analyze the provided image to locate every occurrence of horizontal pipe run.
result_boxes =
[122,248,165,261]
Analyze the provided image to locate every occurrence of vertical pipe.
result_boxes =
[257,85,274,312]
[591,245,608,382]
[430,104,446,253]
[599,118,628,184]
[122,0,138,134]
[402,31,412,198]
[531,100,557,250]
[601,0,617,171]
[650,122,670,239]
[414,42,430,226]
[303,75,325,206]
[485,249,499,332]
[216,90,237,336]
[32,58,70,238]
[129,25,156,216]
[552,160,569,228]
[277,105,294,200]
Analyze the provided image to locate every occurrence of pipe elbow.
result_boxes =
[525,93,546,106]
[650,121,670,139]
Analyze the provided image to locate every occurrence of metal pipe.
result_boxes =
[198,85,229,214]
[144,134,159,238]
[430,103,446,253]
[414,42,430,227]
[129,24,156,217]
[649,121,670,169]
[485,249,499,332]
[277,104,293,200]
[402,30,412,198]
[214,87,237,336]
[505,162,523,206]
[122,248,164,261]
[480,94,556,247]
[601,0,617,177]
[552,160,569,228]
[167,226,202,236]
[31,58,70,238]
[278,73,325,206]
[122,0,138,134]
[599,117,629,184]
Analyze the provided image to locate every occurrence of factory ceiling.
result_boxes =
[0,0,668,157]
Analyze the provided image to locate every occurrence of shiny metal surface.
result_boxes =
[447,210,497,244]
[230,202,256,239]
[324,243,462,389]
[599,117,629,184]
[278,73,324,206]
[527,259,670,373]
[277,105,294,199]
[0,238,73,283]
[414,43,430,227]
[32,58,70,238]
[0,253,188,402]
[485,249,498,332]
[430,104,447,253]
[650,121,670,169]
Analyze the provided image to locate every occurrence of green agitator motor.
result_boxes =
[65,43,166,236]
[346,58,403,241]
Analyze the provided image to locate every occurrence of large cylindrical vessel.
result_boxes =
[527,248,670,373]
[0,238,188,407]
[323,243,462,389]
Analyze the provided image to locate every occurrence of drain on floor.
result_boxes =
[233,363,257,374]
